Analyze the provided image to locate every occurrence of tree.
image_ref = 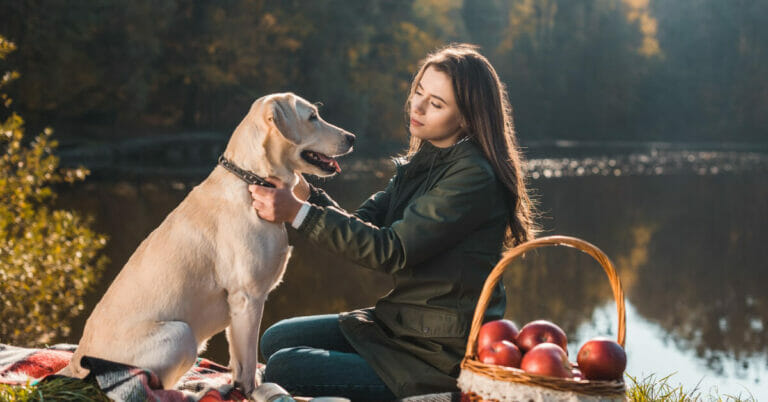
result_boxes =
[0,35,108,346]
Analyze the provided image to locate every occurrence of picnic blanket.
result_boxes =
[0,343,462,402]
[0,343,249,401]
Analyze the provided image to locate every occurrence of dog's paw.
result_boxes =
[232,379,254,397]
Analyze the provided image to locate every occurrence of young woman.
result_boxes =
[249,43,537,400]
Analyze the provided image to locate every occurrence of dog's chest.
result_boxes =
[234,219,291,289]
[248,221,289,256]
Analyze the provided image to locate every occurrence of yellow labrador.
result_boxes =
[63,93,354,396]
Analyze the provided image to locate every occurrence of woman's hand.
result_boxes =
[249,177,304,224]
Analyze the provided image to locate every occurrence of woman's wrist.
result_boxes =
[293,175,311,201]
[286,196,303,223]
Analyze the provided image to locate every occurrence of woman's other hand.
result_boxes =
[249,177,303,223]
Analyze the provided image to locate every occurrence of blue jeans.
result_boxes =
[260,314,397,401]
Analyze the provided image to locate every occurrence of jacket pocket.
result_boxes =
[396,305,468,338]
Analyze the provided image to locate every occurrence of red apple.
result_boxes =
[577,337,627,381]
[516,320,568,353]
[478,340,522,368]
[520,343,573,378]
[477,319,519,352]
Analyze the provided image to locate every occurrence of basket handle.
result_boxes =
[464,235,626,359]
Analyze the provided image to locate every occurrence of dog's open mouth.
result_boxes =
[301,150,341,173]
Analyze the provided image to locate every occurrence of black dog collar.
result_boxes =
[217,155,276,188]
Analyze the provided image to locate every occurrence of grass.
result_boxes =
[0,377,110,402]
[0,372,758,401]
[626,373,757,402]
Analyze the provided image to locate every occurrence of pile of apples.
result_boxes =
[476,319,626,381]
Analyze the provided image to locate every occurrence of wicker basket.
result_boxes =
[458,236,627,401]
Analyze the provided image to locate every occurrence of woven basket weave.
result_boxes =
[459,236,627,400]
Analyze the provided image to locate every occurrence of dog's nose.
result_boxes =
[344,133,355,147]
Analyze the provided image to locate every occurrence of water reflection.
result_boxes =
[574,302,764,400]
[50,152,767,397]
[527,173,768,398]
[527,149,768,178]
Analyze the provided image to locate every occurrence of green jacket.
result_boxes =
[297,137,509,398]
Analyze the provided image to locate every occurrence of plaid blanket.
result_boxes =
[0,343,249,401]
[0,344,462,402]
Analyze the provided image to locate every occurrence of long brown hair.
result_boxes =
[404,43,538,248]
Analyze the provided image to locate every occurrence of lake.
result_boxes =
[49,143,768,399]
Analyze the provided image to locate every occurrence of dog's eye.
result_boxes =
[309,113,318,121]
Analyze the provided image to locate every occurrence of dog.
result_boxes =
[62,93,355,396]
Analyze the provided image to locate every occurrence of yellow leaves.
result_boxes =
[0,59,108,346]
[0,37,19,119]
[495,0,662,59]
[624,0,650,11]
[283,38,302,52]
[63,167,89,183]
[261,12,277,29]
[413,0,465,39]
[0,201,108,344]
[1,70,19,89]
[613,223,658,296]
[639,36,661,58]
[347,48,360,67]
[498,0,558,53]
[398,22,438,52]
[0,35,16,59]
[622,0,662,58]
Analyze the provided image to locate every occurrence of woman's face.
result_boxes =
[409,65,465,148]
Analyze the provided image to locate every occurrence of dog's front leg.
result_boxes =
[226,291,266,396]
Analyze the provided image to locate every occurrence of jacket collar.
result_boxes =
[404,136,476,171]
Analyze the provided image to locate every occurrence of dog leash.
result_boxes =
[217,155,276,188]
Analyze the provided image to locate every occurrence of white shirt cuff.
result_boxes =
[291,202,312,229]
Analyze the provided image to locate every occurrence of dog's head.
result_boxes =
[236,92,354,178]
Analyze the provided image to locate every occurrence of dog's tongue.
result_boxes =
[317,152,341,173]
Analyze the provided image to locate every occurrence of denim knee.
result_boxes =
[260,314,349,362]
[260,319,290,362]
[262,346,302,384]
[262,347,396,401]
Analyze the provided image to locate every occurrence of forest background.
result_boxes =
[1,0,767,154]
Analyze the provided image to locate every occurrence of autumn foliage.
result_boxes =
[0,36,107,345]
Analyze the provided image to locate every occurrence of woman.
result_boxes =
[249,43,537,400]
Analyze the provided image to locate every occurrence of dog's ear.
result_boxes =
[268,97,301,144]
